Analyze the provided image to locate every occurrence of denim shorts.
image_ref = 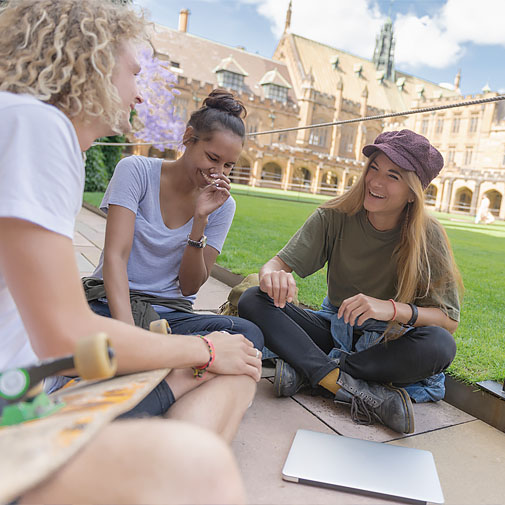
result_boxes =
[45,375,175,417]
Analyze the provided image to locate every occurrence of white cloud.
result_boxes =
[241,0,384,58]
[239,0,505,70]
[394,13,463,69]
[443,0,505,46]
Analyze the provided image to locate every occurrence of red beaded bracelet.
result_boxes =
[388,299,397,321]
[192,336,215,379]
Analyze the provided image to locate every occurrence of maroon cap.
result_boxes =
[362,129,444,189]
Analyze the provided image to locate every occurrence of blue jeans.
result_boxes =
[88,300,264,351]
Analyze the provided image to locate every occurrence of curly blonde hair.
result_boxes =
[0,0,147,132]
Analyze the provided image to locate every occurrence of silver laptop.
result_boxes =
[282,429,444,504]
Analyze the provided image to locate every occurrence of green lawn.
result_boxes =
[83,188,505,384]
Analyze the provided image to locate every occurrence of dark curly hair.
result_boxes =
[187,89,247,143]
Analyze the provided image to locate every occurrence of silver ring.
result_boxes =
[255,349,260,359]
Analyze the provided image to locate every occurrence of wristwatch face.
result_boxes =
[187,234,207,248]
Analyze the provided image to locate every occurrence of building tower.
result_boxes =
[284,0,292,33]
[372,18,395,81]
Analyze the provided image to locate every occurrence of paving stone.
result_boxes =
[389,420,505,505]
[74,220,105,248]
[77,208,107,230]
[233,379,397,505]
[293,390,475,442]
[80,247,102,268]
[193,275,230,311]
[72,231,94,247]
[74,251,95,275]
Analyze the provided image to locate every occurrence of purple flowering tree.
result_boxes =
[133,49,185,151]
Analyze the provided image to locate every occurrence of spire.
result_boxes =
[284,0,292,33]
[372,18,395,80]
[454,69,461,91]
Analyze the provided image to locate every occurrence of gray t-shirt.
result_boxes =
[93,155,235,305]
[278,207,460,321]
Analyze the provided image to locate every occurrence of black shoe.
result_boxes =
[336,370,415,434]
[273,359,308,397]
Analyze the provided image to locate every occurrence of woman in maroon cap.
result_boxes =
[238,129,462,434]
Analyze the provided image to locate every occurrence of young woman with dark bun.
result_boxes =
[85,89,264,441]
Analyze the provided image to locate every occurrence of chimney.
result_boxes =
[178,9,189,32]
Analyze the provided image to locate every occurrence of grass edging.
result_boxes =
[444,376,505,433]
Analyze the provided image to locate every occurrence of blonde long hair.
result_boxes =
[321,154,463,311]
[0,0,146,132]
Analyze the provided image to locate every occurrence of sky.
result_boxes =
[134,0,505,96]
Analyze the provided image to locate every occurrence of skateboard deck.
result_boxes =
[0,368,169,504]
[0,320,173,504]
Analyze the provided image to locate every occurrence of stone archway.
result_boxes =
[454,187,473,213]
[230,155,251,185]
[425,184,437,206]
[345,175,358,190]
[261,162,282,188]
[320,171,339,195]
[292,167,312,192]
[484,189,502,216]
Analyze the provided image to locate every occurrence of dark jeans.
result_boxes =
[89,300,264,351]
[238,287,456,387]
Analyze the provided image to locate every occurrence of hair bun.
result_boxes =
[203,89,247,119]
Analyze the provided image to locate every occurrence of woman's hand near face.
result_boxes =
[259,256,297,308]
[194,172,231,218]
[206,331,262,382]
[338,293,394,326]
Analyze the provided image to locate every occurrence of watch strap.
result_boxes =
[187,234,206,248]
[407,303,418,326]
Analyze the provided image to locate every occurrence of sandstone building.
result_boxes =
[135,4,504,219]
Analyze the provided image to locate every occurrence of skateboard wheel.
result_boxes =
[74,333,117,380]
[149,319,171,334]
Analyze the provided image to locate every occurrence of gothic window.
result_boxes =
[464,147,473,166]
[447,148,456,164]
[216,71,244,92]
[339,127,355,154]
[309,122,329,147]
[451,116,461,133]
[468,116,479,134]
[264,84,288,103]
[247,114,260,134]
[421,119,429,135]
[173,96,189,122]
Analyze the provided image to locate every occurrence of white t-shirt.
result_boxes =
[0,92,84,370]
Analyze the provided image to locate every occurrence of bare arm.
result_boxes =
[259,255,297,308]
[178,212,219,296]
[0,218,261,380]
[337,294,459,334]
[102,204,136,325]
[178,174,231,296]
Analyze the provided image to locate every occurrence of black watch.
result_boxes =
[187,234,207,248]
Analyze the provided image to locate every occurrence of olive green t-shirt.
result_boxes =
[278,208,460,321]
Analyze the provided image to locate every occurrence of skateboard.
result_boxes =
[0,321,171,504]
